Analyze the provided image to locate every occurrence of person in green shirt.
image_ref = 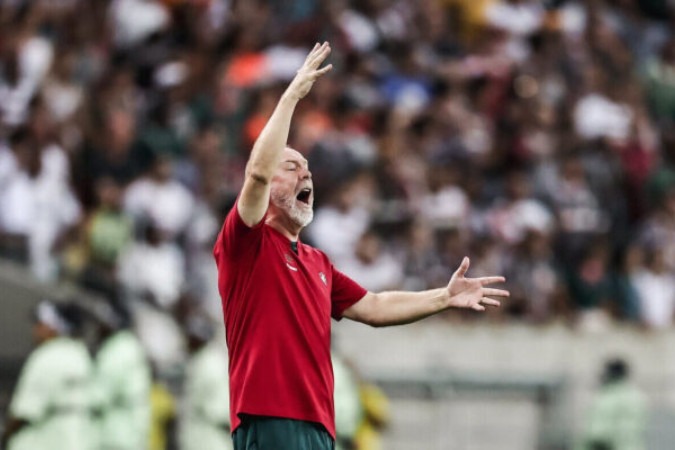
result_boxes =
[2,300,95,450]
[332,351,363,450]
[91,302,151,450]
[179,315,232,450]
[578,358,648,450]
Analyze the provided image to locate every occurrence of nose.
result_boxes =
[301,167,312,180]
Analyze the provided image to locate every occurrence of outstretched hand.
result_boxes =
[447,257,509,311]
[286,42,333,101]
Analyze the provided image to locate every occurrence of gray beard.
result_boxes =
[271,190,314,228]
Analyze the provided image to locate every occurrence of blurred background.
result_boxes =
[2,0,675,449]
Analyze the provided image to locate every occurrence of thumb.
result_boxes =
[455,257,470,278]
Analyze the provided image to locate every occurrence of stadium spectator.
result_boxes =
[577,358,647,450]
[6,7,675,448]
[339,228,404,292]
[148,366,176,450]
[179,315,232,450]
[503,229,562,322]
[0,128,81,281]
[631,246,675,329]
[117,220,186,373]
[306,174,374,264]
[1,300,94,450]
[2,0,674,330]
[332,349,363,450]
[91,301,151,450]
[123,155,195,241]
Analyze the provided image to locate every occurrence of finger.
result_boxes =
[471,303,486,312]
[308,42,331,68]
[454,257,470,277]
[313,64,333,78]
[478,276,505,286]
[306,41,327,61]
[482,288,509,298]
[305,43,320,63]
[303,43,322,68]
[481,297,501,307]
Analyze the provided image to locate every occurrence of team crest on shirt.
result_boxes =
[319,272,327,285]
[284,253,298,271]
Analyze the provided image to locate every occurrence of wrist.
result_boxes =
[281,90,301,104]
[438,288,452,310]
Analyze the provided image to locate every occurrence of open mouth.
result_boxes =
[296,188,312,204]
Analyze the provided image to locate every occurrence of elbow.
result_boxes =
[348,292,390,327]
[369,320,388,328]
[362,307,388,328]
[347,307,385,328]
[363,317,383,328]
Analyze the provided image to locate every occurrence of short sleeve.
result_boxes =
[330,265,368,320]
[213,199,265,261]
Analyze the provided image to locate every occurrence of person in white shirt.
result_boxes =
[631,247,675,330]
[124,155,195,241]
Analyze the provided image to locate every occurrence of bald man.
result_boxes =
[213,42,510,450]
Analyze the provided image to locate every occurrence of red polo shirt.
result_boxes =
[213,204,367,438]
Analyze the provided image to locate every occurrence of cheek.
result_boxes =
[272,175,295,193]
[270,185,293,204]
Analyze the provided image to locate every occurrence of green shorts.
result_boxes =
[232,415,335,450]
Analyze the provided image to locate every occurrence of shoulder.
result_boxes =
[302,242,333,265]
[105,331,144,360]
[215,205,268,259]
[301,241,328,258]
[27,338,87,374]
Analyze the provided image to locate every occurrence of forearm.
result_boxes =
[246,93,299,182]
[344,257,507,326]
[361,288,450,327]
[237,43,331,227]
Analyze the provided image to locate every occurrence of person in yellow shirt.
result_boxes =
[148,365,177,450]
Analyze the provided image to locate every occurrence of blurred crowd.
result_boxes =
[2,0,673,448]
[2,0,675,392]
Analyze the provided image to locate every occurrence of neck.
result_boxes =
[266,214,302,241]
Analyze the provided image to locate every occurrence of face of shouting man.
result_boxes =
[269,147,314,230]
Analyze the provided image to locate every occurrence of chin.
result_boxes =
[294,210,314,228]
[290,204,314,228]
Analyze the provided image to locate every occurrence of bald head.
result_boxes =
[281,147,308,167]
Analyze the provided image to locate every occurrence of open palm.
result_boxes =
[287,42,333,100]
[447,257,509,311]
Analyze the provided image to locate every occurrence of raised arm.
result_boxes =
[342,257,509,327]
[238,42,332,227]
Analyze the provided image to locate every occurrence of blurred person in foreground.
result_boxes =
[1,300,94,450]
[179,314,232,450]
[577,358,647,450]
[331,350,363,450]
[148,363,176,450]
[91,301,151,450]
[213,42,510,450]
